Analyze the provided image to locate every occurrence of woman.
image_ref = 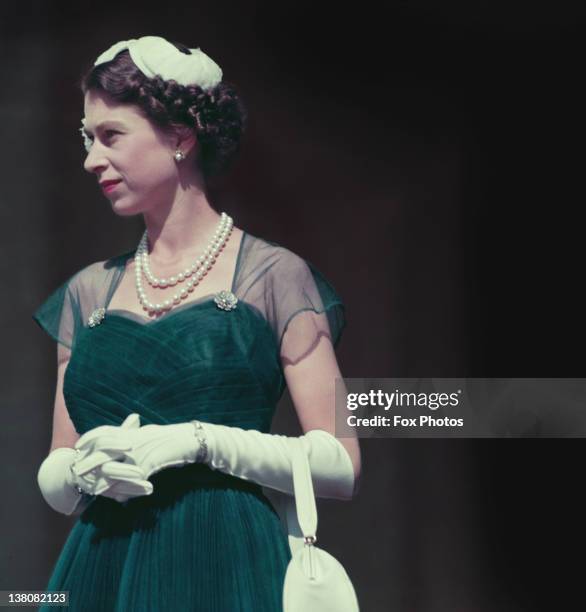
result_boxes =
[33,35,361,611]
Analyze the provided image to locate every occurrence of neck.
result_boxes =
[142,185,224,265]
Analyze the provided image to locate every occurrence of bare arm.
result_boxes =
[49,343,80,452]
[37,343,88,515]
[282,312,362,494]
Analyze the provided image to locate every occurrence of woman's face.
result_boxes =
[82,90,181,216]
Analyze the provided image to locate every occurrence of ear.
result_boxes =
[174,124,198,158]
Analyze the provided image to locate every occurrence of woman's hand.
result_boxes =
[69,448,153,501]
[71,413,153,501]
[74,413,202,483]
[116,421,202,480]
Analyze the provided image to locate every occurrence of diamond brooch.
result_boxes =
[88,307,106,327]
[214,290,238,311]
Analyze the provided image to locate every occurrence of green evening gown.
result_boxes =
[32,231,346,612]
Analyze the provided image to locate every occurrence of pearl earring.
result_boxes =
[174,149,185,162]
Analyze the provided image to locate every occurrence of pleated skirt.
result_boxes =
[39,464,291,612]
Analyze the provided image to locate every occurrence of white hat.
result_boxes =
[94,35,223,90]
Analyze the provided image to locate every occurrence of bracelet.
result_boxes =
[70,449,84,495]
[69,449,95,498]
[191,420,209,463]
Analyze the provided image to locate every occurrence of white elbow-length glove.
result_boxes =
[196,421,356,500]
[37,414,153,515]
[81,413,356,501]
[74,420,203,481]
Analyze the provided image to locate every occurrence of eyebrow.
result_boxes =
[82,120,127,136]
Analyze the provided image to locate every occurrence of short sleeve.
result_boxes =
[32,273,82,351]
[267,251,346,361]
[32,255,131,351]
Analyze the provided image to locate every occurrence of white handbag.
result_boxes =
[282,437,360,612]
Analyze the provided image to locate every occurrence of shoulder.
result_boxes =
[249,234,344,318]
[248,234,311,281]
[67,249,132,296]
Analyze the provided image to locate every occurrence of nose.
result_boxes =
[83,140,109,175]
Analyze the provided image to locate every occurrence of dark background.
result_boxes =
[2,1,585,610]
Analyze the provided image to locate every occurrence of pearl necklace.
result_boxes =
[134,212,234,317]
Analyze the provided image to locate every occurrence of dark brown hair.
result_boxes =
[79,40,248,180]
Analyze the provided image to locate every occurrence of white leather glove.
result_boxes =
[197,422,356,500]
[37,447,87,515]
[72,414,154,499]
[78,414,356,501]
[37,447,152,515]
[37,414,153,515]
[75,418,201,481]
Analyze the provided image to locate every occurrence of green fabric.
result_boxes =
[32,232,346,611]
[32,272,80,350]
